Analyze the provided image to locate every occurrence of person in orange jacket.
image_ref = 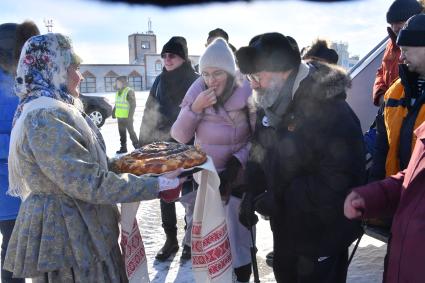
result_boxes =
[372,0,422,106]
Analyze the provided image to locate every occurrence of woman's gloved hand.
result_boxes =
[219,156,241,204]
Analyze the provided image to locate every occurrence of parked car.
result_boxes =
[79,93,113,127]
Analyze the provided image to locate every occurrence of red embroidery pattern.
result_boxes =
[121,219,147,278]
[192,221,232,279]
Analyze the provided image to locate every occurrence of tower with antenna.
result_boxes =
[147,18,153,34]
[128,18,157,64]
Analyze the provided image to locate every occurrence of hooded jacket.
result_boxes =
[248,61,365,256]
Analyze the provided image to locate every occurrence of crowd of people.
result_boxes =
[1,0,425,282]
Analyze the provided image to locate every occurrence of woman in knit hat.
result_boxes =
[139,36,199,262]
[171,38,255,283]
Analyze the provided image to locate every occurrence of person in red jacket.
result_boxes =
[345,15,425,283]
[372,0,422,106]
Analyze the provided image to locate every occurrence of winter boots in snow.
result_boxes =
[116,146,127,154]
[180,244,191,261]
[155,235,179,261]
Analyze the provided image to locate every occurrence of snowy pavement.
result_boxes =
[1,91,387,282]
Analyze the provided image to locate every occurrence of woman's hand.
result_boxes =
[191,88,217,113]
[344,191,366,219]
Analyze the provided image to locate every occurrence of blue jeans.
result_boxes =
[0,219,24,283]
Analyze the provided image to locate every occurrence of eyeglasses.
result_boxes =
[201,70,227,81]
[161,53,177,59]
[247,74,261,84]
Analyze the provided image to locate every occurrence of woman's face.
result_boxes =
[201,67,228,97]
[162,53,185,72]
[67,64,83,97]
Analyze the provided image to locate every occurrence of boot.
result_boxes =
[266,251,274,267]
[180,244,191,261]
[155,234,179,261]
[116,146,127,154]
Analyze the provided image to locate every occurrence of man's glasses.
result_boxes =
[247,74,261,84]
[201,70,227,81]
[161,53,177,59]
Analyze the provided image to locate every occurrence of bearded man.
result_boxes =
[236,32,366,283]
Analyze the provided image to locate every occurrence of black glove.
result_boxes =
[253,191,277,217]
[219,156,241,198]
[112,107,116,119]
[239,192,259,228]
[245,161,267,196]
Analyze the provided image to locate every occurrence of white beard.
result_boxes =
[253,78,284,109]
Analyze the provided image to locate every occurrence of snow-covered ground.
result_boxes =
[1,91,387,282]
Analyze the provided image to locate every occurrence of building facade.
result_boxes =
[331,41,360,70]
[80,29,199,93]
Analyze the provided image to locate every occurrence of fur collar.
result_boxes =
[293,60,351,100]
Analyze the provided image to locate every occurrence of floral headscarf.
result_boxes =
[13,33,82,123]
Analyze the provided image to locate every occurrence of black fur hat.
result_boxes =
[161,36,188,61]
[397,14,425,46]
[235,32,301,74]
[386,0,423,24]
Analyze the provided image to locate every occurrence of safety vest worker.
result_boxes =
[115,86,131,118]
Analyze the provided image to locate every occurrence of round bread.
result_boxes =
[113,142,207,175]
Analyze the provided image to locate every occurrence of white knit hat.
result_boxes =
[199,38,236,76]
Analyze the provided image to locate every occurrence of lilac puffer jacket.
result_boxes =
[171,77,254,174]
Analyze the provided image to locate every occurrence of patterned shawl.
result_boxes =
[13,33,81,124]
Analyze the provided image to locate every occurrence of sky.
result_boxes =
[1,0,390,64]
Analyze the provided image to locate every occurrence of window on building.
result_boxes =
[104,76,117,92]
[80,72,96,93]
[141,41,150,49]
[128,76,142,91]
[155,60,162,71]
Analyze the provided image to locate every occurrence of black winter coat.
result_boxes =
[247,61,365,256]
[139,62,198,146]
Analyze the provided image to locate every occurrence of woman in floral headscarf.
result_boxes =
[3,33,183,282]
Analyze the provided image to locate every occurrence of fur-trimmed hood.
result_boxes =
[299,60,351,100]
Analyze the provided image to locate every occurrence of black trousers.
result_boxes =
[117,118,139,148]
[273,247,349,283]
[160,180,196,237]
[160,200,177,236]
[0,219,24,283]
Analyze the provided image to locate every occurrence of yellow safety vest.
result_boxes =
[384,78,425,176]
[115,87,131,118]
